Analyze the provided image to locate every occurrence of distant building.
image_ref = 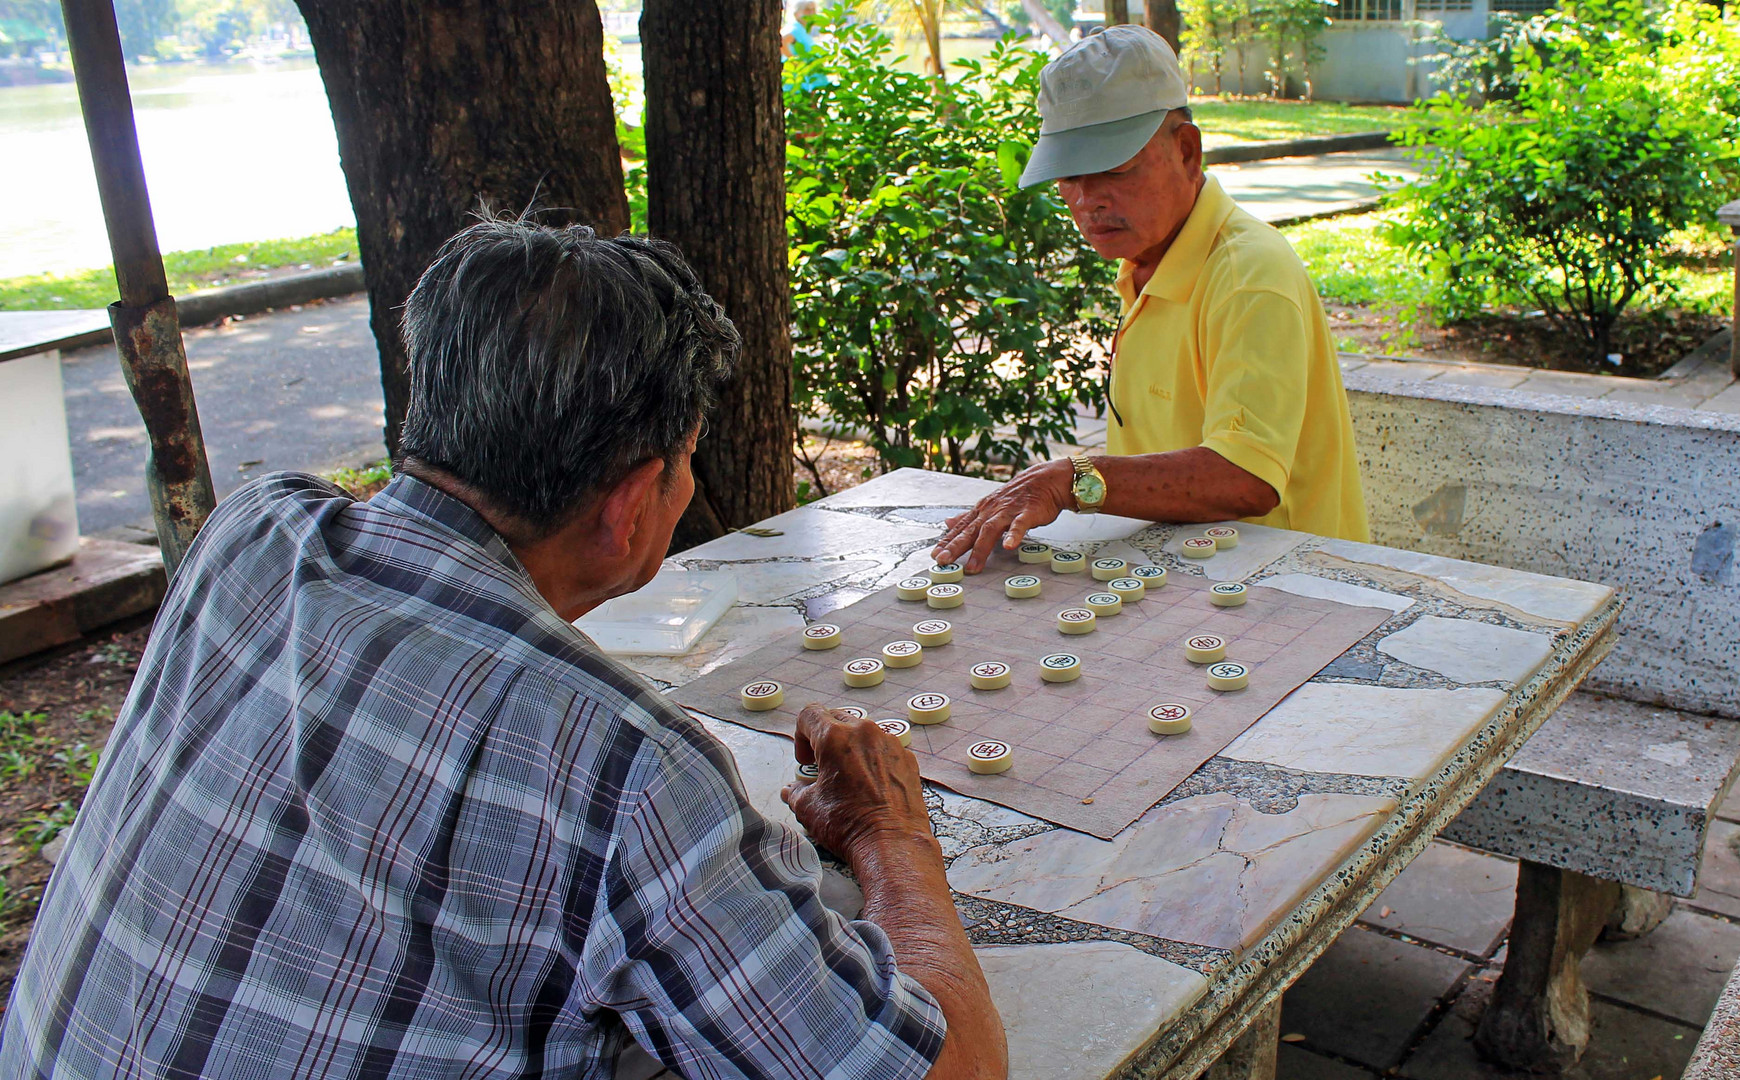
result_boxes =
[1082,0,1556,103]
[1278,0,1551,102]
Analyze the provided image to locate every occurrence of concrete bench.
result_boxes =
[0,311,167,659]
[1438,691,1740,1070]
[1,311,110,587]
[1347,371,1740,1071]
[1686,954,1740,1080]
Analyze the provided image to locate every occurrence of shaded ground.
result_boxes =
[0,620,151,1001]
[65,294,387,536]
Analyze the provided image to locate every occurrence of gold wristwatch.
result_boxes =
[1069,452,1106,514]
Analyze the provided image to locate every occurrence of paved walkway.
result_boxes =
[1269,775,1740,1080]
[63,295,384,537]
[1214,147,1417,224]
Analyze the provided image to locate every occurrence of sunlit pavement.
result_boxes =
[64,295,383,537]
[1214,147,1419,225]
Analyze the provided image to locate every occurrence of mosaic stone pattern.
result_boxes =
[619,468,1621,1080]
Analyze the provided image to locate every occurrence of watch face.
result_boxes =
[1075,473,1106,505]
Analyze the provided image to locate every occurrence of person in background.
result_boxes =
[783,0,820,58]
[783,0,829,91]
[935,26,1368,572]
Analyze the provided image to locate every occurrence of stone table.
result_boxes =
[628,468,1620,1080]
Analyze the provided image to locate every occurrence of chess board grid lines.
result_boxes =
[673,551,1388,836]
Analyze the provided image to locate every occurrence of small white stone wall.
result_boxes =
[1346,370,1740,718]
[1186,8,1488,103]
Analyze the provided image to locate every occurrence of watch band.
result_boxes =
[1070,452,1106,514]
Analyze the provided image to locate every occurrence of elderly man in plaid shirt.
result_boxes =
[0,221,1006,1080]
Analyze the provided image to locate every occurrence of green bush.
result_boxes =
[1423,11,1556,104]
[1387,0,1740,364]
[784,18,1115,476]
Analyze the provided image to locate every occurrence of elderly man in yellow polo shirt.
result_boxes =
[934,25,1367,573]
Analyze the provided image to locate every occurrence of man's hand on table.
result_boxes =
[933,450,1283,574]
[782,704,1010,1080]
[932,459,1074,574]
[782,703,933,860]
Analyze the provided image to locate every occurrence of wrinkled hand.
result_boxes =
[931,458,1074,574]
[781,703,934,863]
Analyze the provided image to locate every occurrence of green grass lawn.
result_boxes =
[0,229,358,312]
[1193,98,1408,147]
[1282,210,1432,311]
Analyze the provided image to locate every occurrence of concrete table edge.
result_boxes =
[655,470,1625,1080]
[1125,597,1624,1080]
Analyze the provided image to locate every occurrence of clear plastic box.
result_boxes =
[0,350,80,585]
[574,569,737,656]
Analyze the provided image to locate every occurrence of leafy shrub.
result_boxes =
[1424,11,1556,104]
[784,18,1117,476]
[1387,0,1740,364]
[0,749,35,781]
[54,742,102,788]
[325,460,394,500]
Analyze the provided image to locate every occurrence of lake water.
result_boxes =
[0,59,353,280]
[0,37,1002,282]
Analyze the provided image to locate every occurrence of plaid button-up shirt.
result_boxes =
[2,473,946,1080]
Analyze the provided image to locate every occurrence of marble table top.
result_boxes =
[627,468,1621,1080]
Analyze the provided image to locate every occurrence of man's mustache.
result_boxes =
[1075,214,1130,231]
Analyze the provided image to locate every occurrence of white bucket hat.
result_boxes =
[1019,25,1190,188]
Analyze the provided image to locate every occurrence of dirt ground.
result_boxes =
[0,619,151,1003]
[1326,302,1726,379]
[793,433,1015,502]
[793,433,882,499]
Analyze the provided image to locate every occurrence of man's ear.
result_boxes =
[1177,121,1203,174]
[597,458,668,558]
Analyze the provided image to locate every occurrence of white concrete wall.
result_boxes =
[1346,370,1740,718]
[1186,4,1489,102]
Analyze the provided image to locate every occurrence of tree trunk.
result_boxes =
[1107,0,1130,25]
[1021,0,1074,48]
[1147,0,1183,53]
[642,0,795,550]
[296,0,629,457]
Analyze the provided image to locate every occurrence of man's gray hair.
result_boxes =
[398,219,739,534]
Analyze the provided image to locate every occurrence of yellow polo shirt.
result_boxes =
[1104,174,1368,541]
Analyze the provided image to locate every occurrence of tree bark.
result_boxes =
[1147,0,1183,53]
[1107,0,1130,25]
[1021,0,1074,48]
[296,0,629,457]
[642,0,795,550]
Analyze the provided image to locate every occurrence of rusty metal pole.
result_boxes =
[60,0,216,576]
